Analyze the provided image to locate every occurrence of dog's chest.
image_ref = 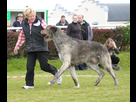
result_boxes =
[58,53,62,61]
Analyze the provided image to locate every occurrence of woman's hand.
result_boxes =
[112,41,117,48]
[108,41,117,48]
[110,52,113,56]
[14,48,18,54]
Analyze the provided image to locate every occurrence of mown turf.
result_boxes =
[7,52,130,102]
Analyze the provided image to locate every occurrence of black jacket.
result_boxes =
[67,22,83,40]
[56,20,69,30]
[80,20,93,41]
[22,15,48,53]
[13,20,23,27]
[12,20,23,32]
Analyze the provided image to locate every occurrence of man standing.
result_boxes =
[12,13,23,32]
[78,15,93,41]
[78,15,93,70]
[56,15,69,32]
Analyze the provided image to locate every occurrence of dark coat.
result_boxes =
[13,20,23,27]
[56,20,69,30]
[80,20,93,41]
[66,22,83,40]
[12,20,23,32]
[22,15,48,53]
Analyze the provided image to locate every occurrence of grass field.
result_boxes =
[7,52,130,102]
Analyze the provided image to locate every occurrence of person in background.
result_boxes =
[104,38,120,64]
[14,7,62,89]
[78,14,93,41]
[12,13,23,32]
[104,38,121,70]
[56,15,69,32]
[67,14,82,40]
[78,14,93,70]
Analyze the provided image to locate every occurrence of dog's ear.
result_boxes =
[50,26,57,33]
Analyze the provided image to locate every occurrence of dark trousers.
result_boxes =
[25,51,58,86]
[111,56,120,64]
[75,63,88,70]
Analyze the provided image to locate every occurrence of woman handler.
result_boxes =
[14,7,62,89]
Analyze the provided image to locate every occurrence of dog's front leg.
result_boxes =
[69,66,80,88]
[47,62,70,85]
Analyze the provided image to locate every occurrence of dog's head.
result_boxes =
[41,25,57,42]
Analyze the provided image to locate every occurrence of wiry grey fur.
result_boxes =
[41,25,118,88]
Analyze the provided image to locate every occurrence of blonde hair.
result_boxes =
[24,7,36,17]
[72,14,78,18]
[104,38,114,48]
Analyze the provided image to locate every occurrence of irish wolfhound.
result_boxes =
[41,25,118,88]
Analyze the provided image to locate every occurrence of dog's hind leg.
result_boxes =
[102,63,118,86]
[87,63,105,86]
[100,54,118,86]
[69,66,80,88]
[47,61,70,86]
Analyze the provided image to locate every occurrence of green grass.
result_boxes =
[7,52,130,102]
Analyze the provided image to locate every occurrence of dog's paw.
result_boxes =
[47,82,52,86]
[74,84,80,88]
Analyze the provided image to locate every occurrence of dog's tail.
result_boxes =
[112,64,121,71]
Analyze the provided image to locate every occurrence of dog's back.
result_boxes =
[61,37,108,66]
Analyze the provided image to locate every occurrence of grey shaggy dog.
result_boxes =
[41,25,118,88]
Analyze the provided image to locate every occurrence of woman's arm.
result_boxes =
[14,30,25,50]
[114,48,120,54]
[41,20,48,29]
[112,41,120,54]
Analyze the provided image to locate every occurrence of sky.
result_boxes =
[7,0,130,15]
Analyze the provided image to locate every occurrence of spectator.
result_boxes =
[104,38,121,70]
[104,38,120,64]
[56,15,69,31]
[67,14,82,40]
[12,13,23,32]
[78,14,93,41]
[78,14,93,70]
[13,7,62,89]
